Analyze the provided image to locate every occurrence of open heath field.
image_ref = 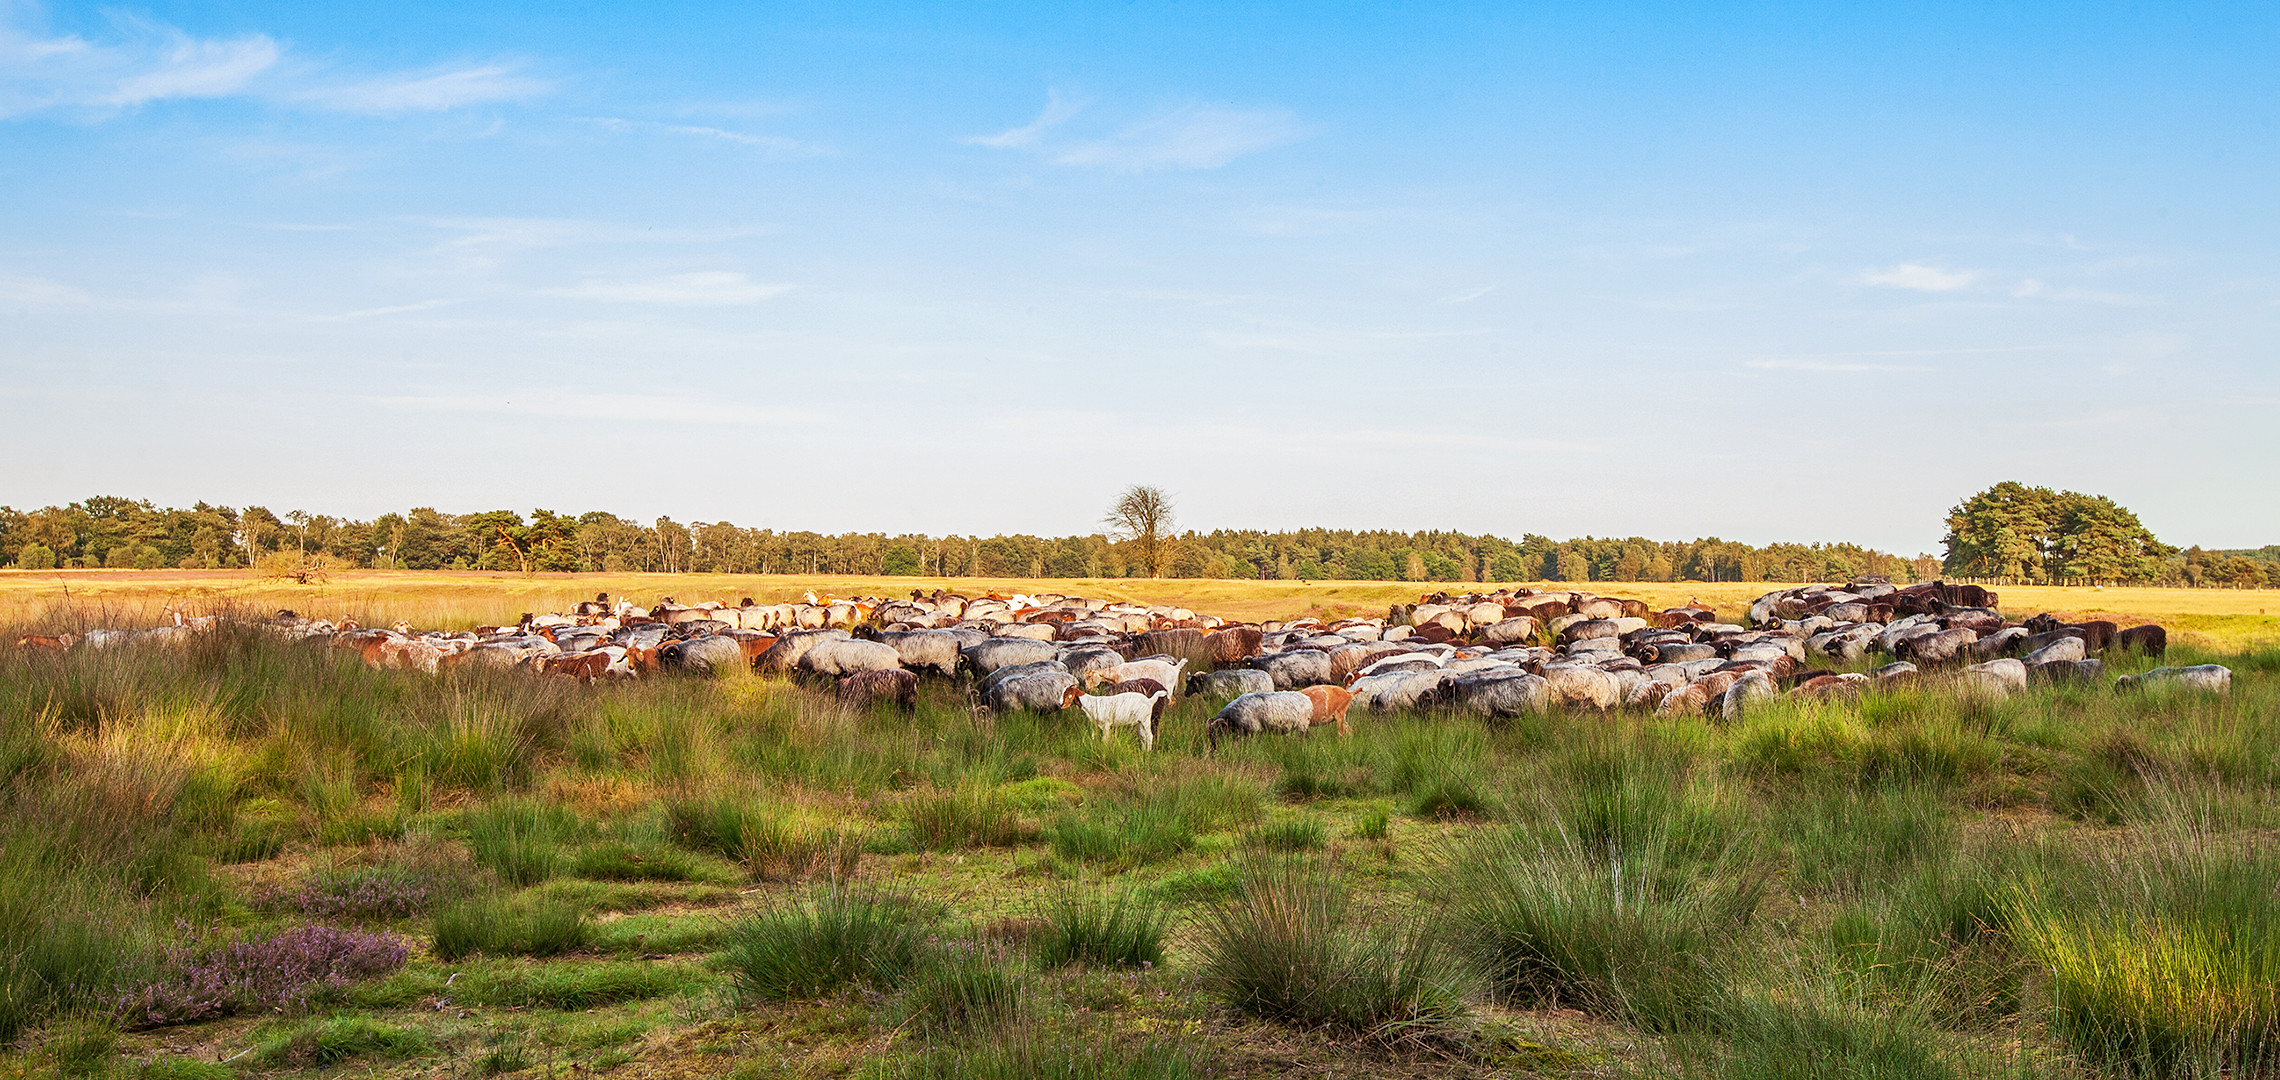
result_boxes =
[4,573,2280,1080]
[7,569,2279,648]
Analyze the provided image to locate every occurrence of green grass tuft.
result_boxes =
[717,889,931,1002]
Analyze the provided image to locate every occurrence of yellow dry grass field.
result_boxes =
[6,568,2278,649]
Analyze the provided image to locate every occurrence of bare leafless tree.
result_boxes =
[1103,484,1175,578]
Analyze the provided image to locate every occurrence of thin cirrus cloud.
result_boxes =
[0,8,542,118]
[969,93,1308,171]
[295,65,548,114]
[1861,262,1980,292]
[579,116,828,159]
[540,271,791,306]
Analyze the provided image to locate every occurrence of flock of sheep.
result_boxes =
[14,580,2231,753]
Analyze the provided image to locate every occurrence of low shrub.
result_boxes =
[117,926,408,1029]
[254,865,435,921]
[718,889,930,1002]
[1199,859,1471,1046]
[1034,885,1168,969]
[431,897,590,960]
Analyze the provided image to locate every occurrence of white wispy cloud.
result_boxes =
[964,90,1086,149]
[0,272,94,309]
[1861,262,1979,292]
[0,11,276,116]
[1056,105,1307,170]
[0,7,544,118]
[309,298,465,322]
[579,117,828,158]
[1439,285,1496,304]
[969,94,1308,171]
[371,391,794,425]
[1745,358,1928,373]
[298,65,546,114]
[541,272,791,306]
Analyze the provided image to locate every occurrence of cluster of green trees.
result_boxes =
[0,495,1936,583]
[1939,482,2179,585]
[0,485,2256,587]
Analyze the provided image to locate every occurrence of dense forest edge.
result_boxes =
[1,481,2268,587]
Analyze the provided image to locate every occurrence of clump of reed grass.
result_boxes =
[1033,885,1168,969]
[717,889,931,1002]
[2008,826,2280,1077]
[1241,816,1327,852]
[894,942,1024,1037]
[1438,817,1761,1032]
[464,799,587,887]
[665,795,858,882]
[1199,858,1472,1047]
[431,896,590,960]
[904,784,1039,850]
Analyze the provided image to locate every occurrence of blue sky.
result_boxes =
[3,1,2275,553]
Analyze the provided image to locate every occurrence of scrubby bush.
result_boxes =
[118,926,408,1029]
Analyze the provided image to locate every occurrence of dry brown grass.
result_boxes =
[4,568,2276,648]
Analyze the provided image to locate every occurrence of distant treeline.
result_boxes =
[3,494,2265,587]
[0,496,1934,584]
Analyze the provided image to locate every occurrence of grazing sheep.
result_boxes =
[1064,686,1171,750]
[1060,646,1130,686]
[1188,668,1274,701]
[1090,657,1188,695]
[2022,636,2088,665]
[1897,627,1978,665]
[868,629,964,677]
[961,637,1060,677]
[1206,691,1319,751]
[1964,658,2029,697]
[755,629,852,674]
[1431,670,1550,719]
[2115,665,2231,695]
[665,634,745,675]
[1346,669,1449,712]
[979,660,1072,698]
[983,670,1080,713]
[1540,664,1621,710]
[1247,649,1336,690]
[799,638,905,677]
[2029,658,2104,685]
[1716,672,1776,721]
[838,668,919,711]
[2112,624,2168,659]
